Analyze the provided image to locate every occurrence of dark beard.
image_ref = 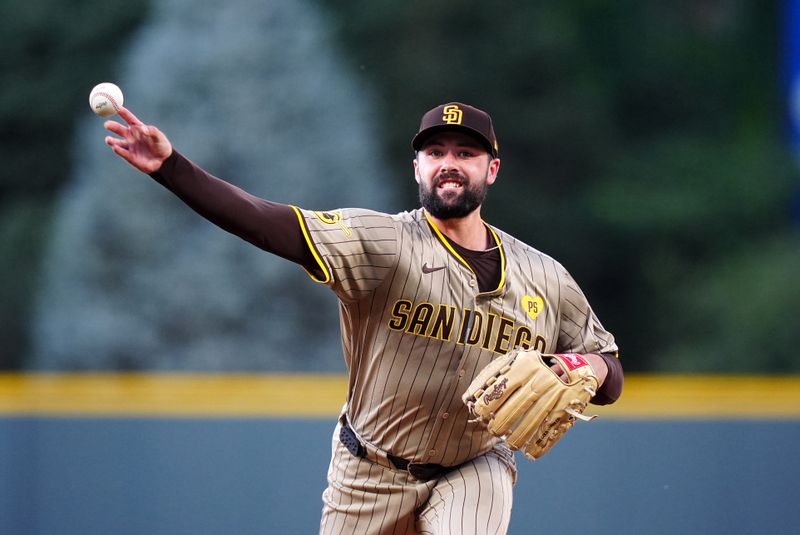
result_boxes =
[419,173,489,219]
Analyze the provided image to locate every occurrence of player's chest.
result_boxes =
[384,253,560,355]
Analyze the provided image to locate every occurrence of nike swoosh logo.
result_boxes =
[422,263,446,274]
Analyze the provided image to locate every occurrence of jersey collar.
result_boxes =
[423,210,506,293]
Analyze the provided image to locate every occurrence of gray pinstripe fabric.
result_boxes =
[299,207,617,533]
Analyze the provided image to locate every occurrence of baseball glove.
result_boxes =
[463,350,598,460]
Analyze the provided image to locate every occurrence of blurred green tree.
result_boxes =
[323,0,799,372]
[3,0,797,372]
[0,0,148,367]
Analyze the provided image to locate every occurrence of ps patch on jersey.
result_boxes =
[521,295,544,321]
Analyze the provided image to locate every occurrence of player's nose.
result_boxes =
[438,151,460,172]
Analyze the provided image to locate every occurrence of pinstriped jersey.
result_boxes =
[292,206,618,467]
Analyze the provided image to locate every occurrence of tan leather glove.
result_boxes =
[463,350,598,460]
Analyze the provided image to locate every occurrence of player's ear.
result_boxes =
[413,157,421,184]
[486,158,500,186]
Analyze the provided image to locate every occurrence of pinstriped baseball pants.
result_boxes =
[319,423,516,535]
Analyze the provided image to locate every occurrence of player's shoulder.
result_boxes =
[491,225,562,264]
[338,207,428,226]
[490,224,578,282]
[333,207,423,226]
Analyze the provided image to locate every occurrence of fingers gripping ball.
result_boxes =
[89,82,124,117]
[463,350,598,460]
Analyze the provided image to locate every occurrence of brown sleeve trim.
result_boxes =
[591,352,624,406]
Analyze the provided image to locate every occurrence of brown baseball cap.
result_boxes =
[412,102,499,158]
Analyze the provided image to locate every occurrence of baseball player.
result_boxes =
[104,102,623,534]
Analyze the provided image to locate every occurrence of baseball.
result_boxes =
[89,82,124,117]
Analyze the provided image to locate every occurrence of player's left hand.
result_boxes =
[463,349,600,460]
[551,353,608,386]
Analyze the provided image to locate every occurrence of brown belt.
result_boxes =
[339,421,454,482]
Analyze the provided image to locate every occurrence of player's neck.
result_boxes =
[425,208,490,251]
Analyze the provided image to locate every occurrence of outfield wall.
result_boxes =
[2,374,798,535]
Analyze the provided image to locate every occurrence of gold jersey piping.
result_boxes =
[424,210,506,293]
[290,205,331,284]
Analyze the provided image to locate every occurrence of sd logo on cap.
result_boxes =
[412,102,499,158]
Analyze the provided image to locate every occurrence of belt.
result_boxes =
[339,420,453,482]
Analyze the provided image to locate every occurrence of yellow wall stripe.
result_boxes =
[0,374,347,418]
[593,375,800,420]
[1,373,799,419]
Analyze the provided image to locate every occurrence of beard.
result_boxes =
[419,171,489,219]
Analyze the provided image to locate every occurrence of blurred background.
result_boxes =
[1,0,799,534]
[1,0,799,373]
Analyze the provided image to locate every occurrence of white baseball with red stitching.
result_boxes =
[89,82,124,117]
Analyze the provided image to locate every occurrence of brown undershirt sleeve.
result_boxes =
[148,150,316,269]
[591,352,624,405]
